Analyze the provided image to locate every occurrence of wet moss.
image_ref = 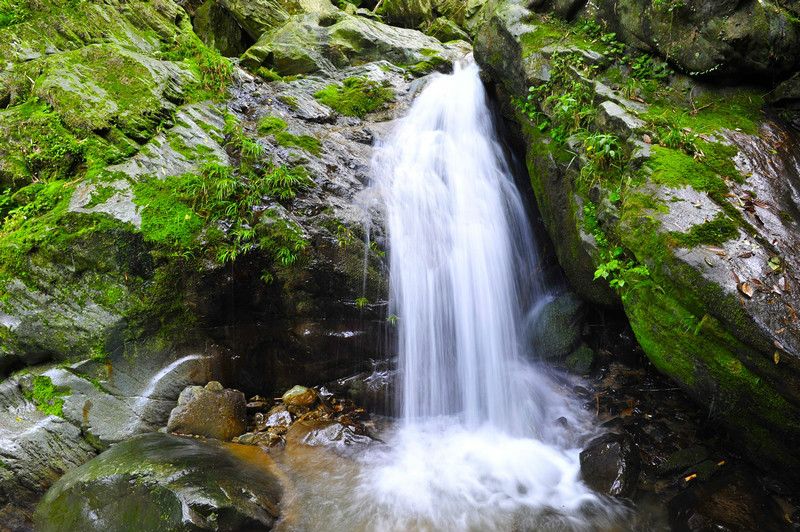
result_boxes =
[672,213,739,248]
[133,175,206,249]
[257,116,287,135]
[274,132,321,155]
[313,76,394,118]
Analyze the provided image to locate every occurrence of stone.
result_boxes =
[33,433,283,532]
[166,382,247,440]
[667,468,792,532]
[382,0,435,28]
[659,446,709,475]
[525,291,585,359]
[281,385,317,406]
[217,0,336,40]
[0,380,96,524]
[565,343,594,374]
[596,100,646,137]
[285,419,371,450]
[426,17,471,43]
[436,0,493,37]
[193,0,248,57]
[240,12,463,76]
[579,432,640,498]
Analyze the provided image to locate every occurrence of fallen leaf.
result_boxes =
[785,277,791,291]
[753,199,771,209]
[685,474,697,482]
[705,246,725,253]
[643,133,652,144]
[774,339,784,350]
[774,351,781,364]
[738,251,754,258]
[768,256,781,271]
[717,461,725,466]
[704,257,714,267]
[739,282,754,298]
[775,328,785,334]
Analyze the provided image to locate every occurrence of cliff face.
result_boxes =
[474,0,800,480]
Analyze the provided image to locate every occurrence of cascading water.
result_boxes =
[375,59,545,436]
[274,60,629,532]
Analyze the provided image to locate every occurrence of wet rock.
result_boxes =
[0,380,96,527]
[660,446,709,475]
[167,382,247,440]
[525,291,585,359]
[565,343,594,374]
[426,17,471,43]
[579,432,640,498]
[668,468,792,532]
[240,11,465,76]
[281,385,317,406]
[286,419,372,450]
[436,0,493,37]
[33,433,283,532]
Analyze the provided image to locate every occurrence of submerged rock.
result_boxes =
[33,433,283,532]
[166,382,247,440]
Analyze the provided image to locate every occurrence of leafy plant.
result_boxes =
[0,0,29,28]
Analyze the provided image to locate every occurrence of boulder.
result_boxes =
[426,17,471,43]
[193,0,249,57]
[525,292,585,359]
[579,432,640,498]
[240,11,465,75]
[166,382,247,440]
[33,433,283,532]
[382,0,436,28]
[217,0,336,41]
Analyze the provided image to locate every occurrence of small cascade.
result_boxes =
[373,60,547,435]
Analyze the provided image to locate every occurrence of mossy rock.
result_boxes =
[193,0,249,57]
[34,433,283,532]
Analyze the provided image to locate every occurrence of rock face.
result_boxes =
[474,0,800,480]
[166,382,247,440]
[33,433,283,532]
[527,0,800,81]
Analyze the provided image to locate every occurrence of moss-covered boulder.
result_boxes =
[33,433,283,532]
[217,0,336,41]
[527,0,800,82]
[382,0,435,28]
[240,10,467,75]
[475,1,800,480]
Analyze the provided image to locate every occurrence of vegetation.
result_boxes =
[314,77,394,118]
[274,132,321,155]
[23,375,71,418]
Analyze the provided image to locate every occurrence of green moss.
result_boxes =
[85,186,116,209]
[257,116,288,135]
[23,375,71,418]
[672,213,739,248]
[256,67,282,82]
[274,132,321,155]
[133,176,205,249]
[313,77,394,118]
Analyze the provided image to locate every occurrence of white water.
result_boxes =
[275,61,628,532]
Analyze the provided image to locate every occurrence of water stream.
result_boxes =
[274,61,628,532]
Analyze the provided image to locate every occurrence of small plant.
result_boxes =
[583,133,622,169]
[355,297,368,308]
[0,0,29,28]
[335,224,355,248]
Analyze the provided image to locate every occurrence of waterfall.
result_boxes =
[374,60,544,435]
[275,61,628,532]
